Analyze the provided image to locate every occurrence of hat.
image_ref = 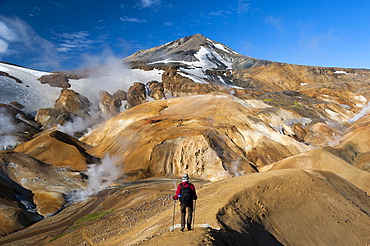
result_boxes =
[182,173,189,182]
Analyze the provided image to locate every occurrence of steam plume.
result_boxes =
[68,154,121,203]
[0,108,18,150]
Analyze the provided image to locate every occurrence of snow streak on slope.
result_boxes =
[179,46,233,83]
[149,45,234,68]
[208,38,240,55]
[0,63,61,112]
[150,45,234,84]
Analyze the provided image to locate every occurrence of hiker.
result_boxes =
[173,173,197,231]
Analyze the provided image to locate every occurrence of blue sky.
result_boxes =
[0,0,369,71]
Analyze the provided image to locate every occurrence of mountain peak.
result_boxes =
[124,34,242,65]
[123,34,268,84]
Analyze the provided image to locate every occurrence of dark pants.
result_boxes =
[180,203,193,230]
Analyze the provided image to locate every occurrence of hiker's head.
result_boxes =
[182,173,189,182]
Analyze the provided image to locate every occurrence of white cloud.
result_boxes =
[237,0,250,13]
[265,16,284,32]
[58,31,90,40]
[0,15,61,70]
[163,21,173,26]
[57,43,77,52]
[54,30,108,55]
[48,1,64,9]
[209,10,232,17]
[120,16,147,23]
[0,21,18,42]
[298,24,337,52]
[0,39,9,53]
[140,0,161,8]
[56,31,91,50]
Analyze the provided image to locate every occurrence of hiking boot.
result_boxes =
[187,227,192,231]
[180,228,185,232]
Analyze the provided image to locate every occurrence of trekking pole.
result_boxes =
[172,199,176,231]
[192,199,196,230]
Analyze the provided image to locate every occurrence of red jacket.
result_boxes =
[173,181,197,200]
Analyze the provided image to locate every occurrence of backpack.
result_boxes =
[180,183,193,205]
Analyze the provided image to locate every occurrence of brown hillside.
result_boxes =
[82,94,312,180]
[14,129,97,171]
[259,147,370,194]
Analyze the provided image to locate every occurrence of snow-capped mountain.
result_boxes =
[124,34,267,69]
[124,34,269,84]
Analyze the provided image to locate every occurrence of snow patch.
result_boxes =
[0,63,50,77]
[214,43,231,53]
[208,38,240,55]
[334,70,350,75]
[0,63,60,112]
[218,76,227,85]
[195,46,233,69]
[175,46,234,84]
[178,68,209,84]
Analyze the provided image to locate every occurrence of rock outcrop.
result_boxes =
[0,71,23,84]
[99,90,126,118]
[127,82,147,108]
[35,89,92,131]
[37,74,70,89]
[54,89,91,117]
[35,108,71,130]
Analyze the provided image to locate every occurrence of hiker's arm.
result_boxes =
[173,184,181,200]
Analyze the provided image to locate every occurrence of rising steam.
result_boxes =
[0,108,18,150]
[57,116,87,136]
[68,154,121,203]
[69,50,131,107]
